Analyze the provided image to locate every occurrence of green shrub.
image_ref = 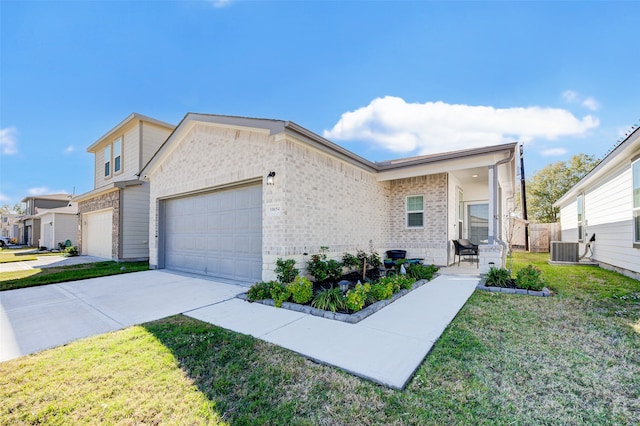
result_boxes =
[345,282,371,312]
[369,282,394,301]
[407,263,439,281]
[270,282,291,308]
[247,281,274,301]
[275,258,299,284]
[306,247,342,284]
[377,274,414,293]
[484,267,512,287]
[311,287,346,312]
[515,265,546,291]
[341,252,360,270]
[287,276,313,304]
[65,246,79,257]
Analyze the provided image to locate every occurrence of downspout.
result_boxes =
[492,146,516,268]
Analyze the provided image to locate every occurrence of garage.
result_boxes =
[83,209,113,259]
[163,184,263,284]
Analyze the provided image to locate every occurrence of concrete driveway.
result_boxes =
[0,270,478,389]
[0,271,243,362]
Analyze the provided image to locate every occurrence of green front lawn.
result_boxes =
[0,261,150,291]
[1,252,638,424]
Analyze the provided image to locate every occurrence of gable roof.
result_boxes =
[555,126,640,207]
[139,112,517,178]
[87,112,175,153]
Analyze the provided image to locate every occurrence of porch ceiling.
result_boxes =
[450,167,488,185]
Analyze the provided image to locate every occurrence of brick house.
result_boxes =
[74,113,175,260]
[140,113,518,283]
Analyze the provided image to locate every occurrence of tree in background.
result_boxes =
[0,203,25,214]
[527,154,599,223]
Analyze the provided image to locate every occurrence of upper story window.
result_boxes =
[113,137,122,173]
[406,195,424,228]
[577,193,584,242]
[103,137,124,179]
[104,145,111,177]
[633,159,640,245]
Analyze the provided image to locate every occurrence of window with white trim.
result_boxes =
[104,145,111,177]
[406,195,424,228]
[633,159,640,244]
[113,137,122,173]
[577,193,584,242]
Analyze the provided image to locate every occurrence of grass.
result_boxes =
[1,252,639,424]
[0,261,150,291]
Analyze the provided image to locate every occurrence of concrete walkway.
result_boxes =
[0,255,108,273]
[0,270,478,389]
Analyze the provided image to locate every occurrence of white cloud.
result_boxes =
[562,90,579,103]
[209,0,232,8]
[563,90,599,111]
[324,96,599,156]
[0,192,9,203]
[581,97,599,111]
[27,187,68,196]
[0,127,18,155]
[64,145,75,154]
[541,148,568,157]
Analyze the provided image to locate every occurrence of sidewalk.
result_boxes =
[1,270,479,389]
[187,274,478,389]
[0,255,109,273]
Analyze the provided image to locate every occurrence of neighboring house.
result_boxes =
[555,126,640,280]
[18,194,73,246]
[36,203,79,250]
[0,213,20,242]
[73,113,175,260]
[140,113,518,284]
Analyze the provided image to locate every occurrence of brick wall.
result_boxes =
[78,190,119,259]
[387,174,449,265]
[147,123,390,279]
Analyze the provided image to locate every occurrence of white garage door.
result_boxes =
[84,210,113,259]
[163,184,263,283]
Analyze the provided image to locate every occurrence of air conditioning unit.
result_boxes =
[550,241,579,262]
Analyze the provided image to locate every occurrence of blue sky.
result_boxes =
[1,1,638,209]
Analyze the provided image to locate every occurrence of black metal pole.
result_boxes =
[520,145,529,251]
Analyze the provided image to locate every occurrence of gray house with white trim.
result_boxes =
[140,113,518,284]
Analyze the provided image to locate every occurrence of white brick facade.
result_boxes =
[144,115,518,281]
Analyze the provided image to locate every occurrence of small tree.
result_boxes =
[527,154,599,223]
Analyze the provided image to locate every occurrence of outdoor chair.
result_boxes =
[452,239,479,267]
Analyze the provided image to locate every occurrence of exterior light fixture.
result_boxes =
[472,174,479,178]
[266,171,276,185]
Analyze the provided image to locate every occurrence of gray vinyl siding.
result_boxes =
[54,214,79,247]
[121,183,151,260]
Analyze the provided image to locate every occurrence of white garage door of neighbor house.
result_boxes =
[84,210,113,259]
[164,184,263,284]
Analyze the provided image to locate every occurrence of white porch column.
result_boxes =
[488,164,498,244]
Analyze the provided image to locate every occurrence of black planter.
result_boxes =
[386,250,407,260]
